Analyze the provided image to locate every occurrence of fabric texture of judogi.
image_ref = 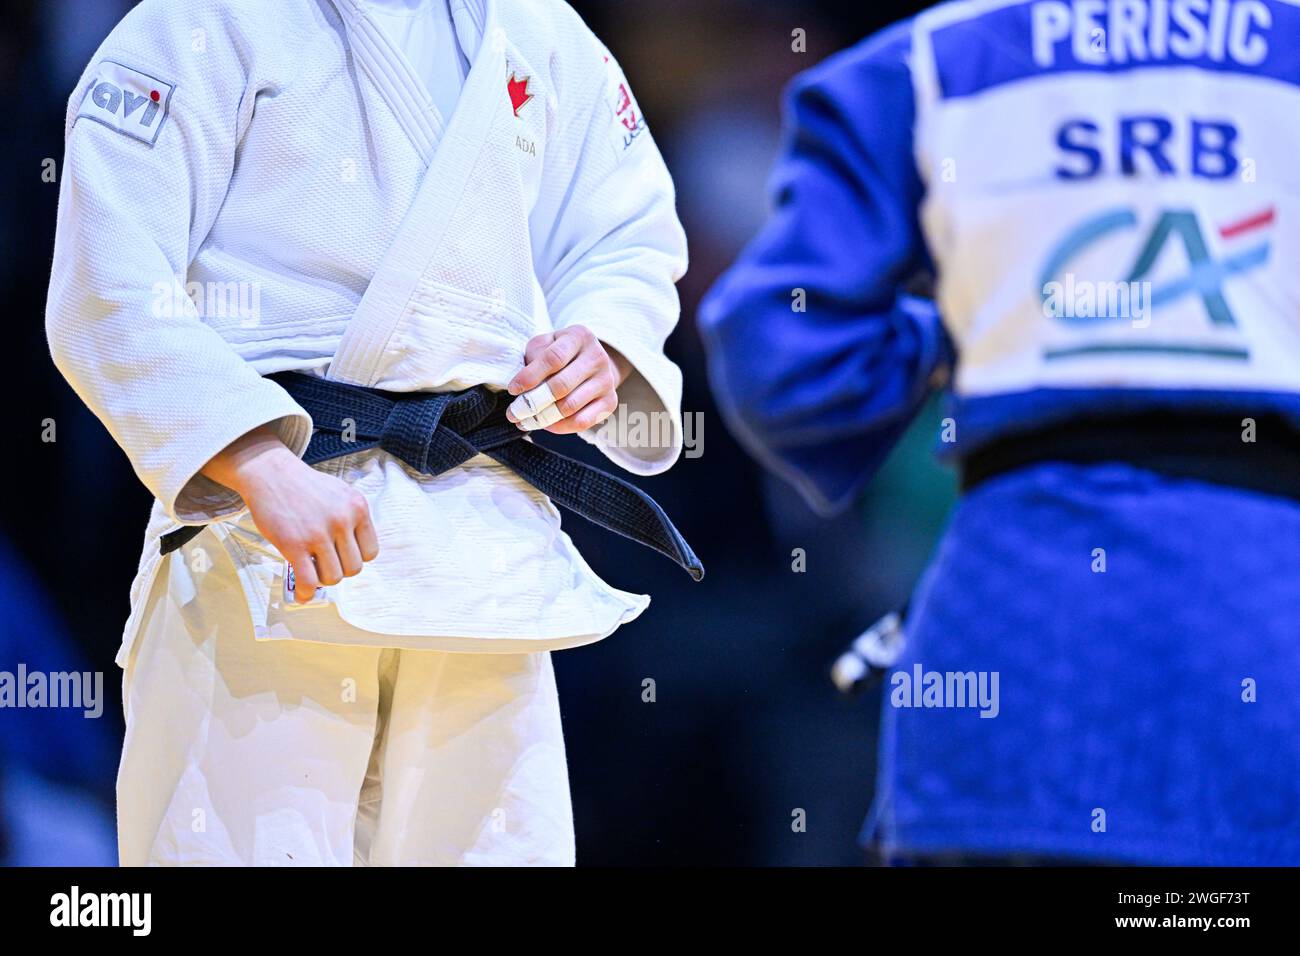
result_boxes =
[701,0,1300,864]
[46,0,689,663]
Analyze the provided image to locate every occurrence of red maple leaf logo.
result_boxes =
[507,73,532,117]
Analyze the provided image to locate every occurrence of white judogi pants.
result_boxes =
[117,556,575,866]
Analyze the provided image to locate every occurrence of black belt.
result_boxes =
[160,372,704,581]
[961,410,1300,502]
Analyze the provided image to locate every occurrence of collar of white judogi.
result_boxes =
[327,0,488,162]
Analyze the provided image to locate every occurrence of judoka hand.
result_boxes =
[505,326,631,435]
[201,426,379,603]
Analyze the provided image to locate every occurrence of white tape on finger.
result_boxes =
[508,381,556,422]
[517,402,565,431]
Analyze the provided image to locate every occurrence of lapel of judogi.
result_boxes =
[330,0,443,164]
[325,0,509,388]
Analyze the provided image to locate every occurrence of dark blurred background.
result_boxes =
[0,0,950,865]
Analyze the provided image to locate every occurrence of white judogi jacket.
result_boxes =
[45,0,689,662]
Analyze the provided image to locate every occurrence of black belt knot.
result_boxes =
[376,387,512,475]
[160,372,704,581]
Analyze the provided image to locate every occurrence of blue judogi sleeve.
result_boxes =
[698,21,952,515]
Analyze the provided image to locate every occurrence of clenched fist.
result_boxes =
[201,425,379,603]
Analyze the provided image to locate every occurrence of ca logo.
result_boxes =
[1039,205,1271,358]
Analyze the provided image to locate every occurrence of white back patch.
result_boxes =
[74,60,175,146]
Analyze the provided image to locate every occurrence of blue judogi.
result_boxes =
[700,1,1300,864]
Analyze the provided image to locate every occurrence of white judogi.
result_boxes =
[47,0,688,660]
[46,0,687,865]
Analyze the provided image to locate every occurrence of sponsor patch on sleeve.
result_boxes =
[74,60,176,146]
[602,53,647,158]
